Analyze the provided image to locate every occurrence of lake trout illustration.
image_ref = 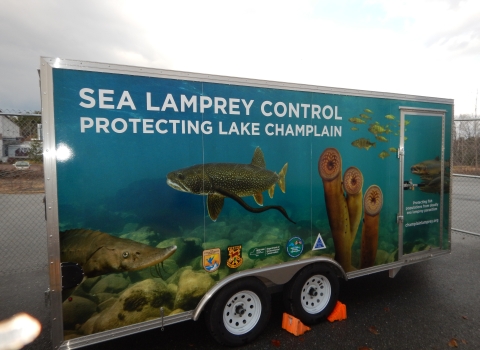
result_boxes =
[166,147,295,223]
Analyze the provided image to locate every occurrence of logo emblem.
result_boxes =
[286,237,304,258]
[226,245,243,268]
[312,233,326,250]
[203,248,221,272]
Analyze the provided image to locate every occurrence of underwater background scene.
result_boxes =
[51,68,452,339]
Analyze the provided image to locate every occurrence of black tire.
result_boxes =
[204,277,271,347]
[283,263,339,325]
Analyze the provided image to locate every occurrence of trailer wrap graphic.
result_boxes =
[52,68,452,339]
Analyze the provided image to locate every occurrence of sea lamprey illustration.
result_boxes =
[166,147,294,223]
[343,167,364,248]
[319,148,384,272]
[318,148,354,272]
[360,185,383,268]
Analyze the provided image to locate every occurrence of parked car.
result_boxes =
[13,161,30,170]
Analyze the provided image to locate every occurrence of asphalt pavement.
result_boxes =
[83,231,480,350]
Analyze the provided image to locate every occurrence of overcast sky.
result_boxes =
[1,0,479,115]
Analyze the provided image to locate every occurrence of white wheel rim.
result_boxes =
[223,290,262,335]
[300,274,332,314]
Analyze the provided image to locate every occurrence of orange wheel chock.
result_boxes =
[327,301,347,322]
[281,313,311,336]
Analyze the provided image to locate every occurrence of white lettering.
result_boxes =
[146,92,160,111]
[200,96,212,113]
[79,88,95,108]
[162,94,179,112]
[242,99,254,115]
[99,89,115,109]
[229,98,240,115]
[215,97,227,114]
[261,101,272,116]
[117,91,136,110]
[111,118,127,133]
[80,117,94,132]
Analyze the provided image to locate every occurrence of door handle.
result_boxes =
[403,179,425,190]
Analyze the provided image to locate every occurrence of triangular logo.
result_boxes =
[312,233,326,250]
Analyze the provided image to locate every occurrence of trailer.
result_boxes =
[38,57,452,349]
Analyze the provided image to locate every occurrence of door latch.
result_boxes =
[403,179,426,191]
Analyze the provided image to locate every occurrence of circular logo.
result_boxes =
[286,237,304,258]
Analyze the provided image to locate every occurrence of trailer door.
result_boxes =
[398,107,447,259]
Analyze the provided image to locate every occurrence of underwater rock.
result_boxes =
[92,279,174,333]
[184,237,202,247]
[95,292,117,305]
[121,223,139,234]
[202,239,231,251]
[412,242,429,253]
[232,227,260,243]
[388,250,398,263]
[80,276,102,293]
[70,286,100,304]
[63,296,97,329]
[63,330,82,341]
[166,266,191,286]
[78,314,100,335]
[97,297,117,312]
[188,256,203,270]
[90,274,130,295]
[173,269,216,311]
[253,256,284,269]
[378,241,396,254]
[167,283,178,295]
[374,250,390,265]
[128,258,179,282]
[169,308,185,316]
[120,226,160,246]
[236,255,255,272]
[203,221,232,241]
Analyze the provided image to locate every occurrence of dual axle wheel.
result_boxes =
[204,264,339,346]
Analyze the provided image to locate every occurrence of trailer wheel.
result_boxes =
[204,277,271,346]
[283,264,339,324]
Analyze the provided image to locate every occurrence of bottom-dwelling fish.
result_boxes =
[60,229,177,278]
[60,229,177,301]
[166,147,295,223]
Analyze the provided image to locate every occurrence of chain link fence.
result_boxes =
[0,110,47,276]
[452,118,480,237]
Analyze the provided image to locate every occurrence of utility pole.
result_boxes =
[476,89,478,172]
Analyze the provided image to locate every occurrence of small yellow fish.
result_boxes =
[376,135,388,142]
[364,109,373,114]
[349,117,366,124]
[351,127,359,131]
[360,113,372,120]
[352,138,376,150]
[405,120,410,126]
[379,151,390,159]
[385,128,392,134]
[368,124,386,135]
[389,147,397,153]
[404,136,408,141]
[385,114,395,120]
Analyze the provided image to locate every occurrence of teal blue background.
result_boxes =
[52,68,453,260]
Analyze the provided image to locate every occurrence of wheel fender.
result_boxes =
[193,257,346,321]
